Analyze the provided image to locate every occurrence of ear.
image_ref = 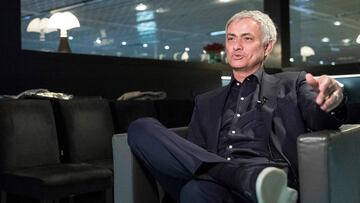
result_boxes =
[264,40,274,57]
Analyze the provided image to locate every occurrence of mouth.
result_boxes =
[232,54,245,60]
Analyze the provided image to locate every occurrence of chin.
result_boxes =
[229,63,246,70]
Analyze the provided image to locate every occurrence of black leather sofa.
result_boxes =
[113,125,360,203]
[0,97,194,203]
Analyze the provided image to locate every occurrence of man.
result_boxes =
[127,10,345,203]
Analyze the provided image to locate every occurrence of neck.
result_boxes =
[232,66,261,82]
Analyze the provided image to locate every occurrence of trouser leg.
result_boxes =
[127,117,225,200]
[208,162,291,203]
[180,180,231,203]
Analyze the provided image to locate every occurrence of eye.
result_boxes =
[227,36,235,41]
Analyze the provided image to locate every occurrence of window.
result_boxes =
[289,0,360,66]
[21,0,263,62]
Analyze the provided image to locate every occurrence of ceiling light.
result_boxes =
[356,34,360,44]
[331,61,336,66]
[342,38,351,44]
[95,37,101,44]
[143,43,148,48]
[135,3,147,11]
[289,58,294,62]
[218,0,232,2]
[333,21,341,26]
[164,45,170,50]
[68,36,74,40]
[185,47,190,52]
[155,8,169,13]
[23,15,31,20]
[321,37,329,43]
[319,60,324,65]
[330,47,340,52]
[121,41,127,45]
[210,30,226,36]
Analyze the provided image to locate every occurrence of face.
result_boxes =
[226,18,272,72]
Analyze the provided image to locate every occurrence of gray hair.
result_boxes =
[225,10,277,46]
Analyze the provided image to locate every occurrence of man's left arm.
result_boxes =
[305,73,345,113]
[297,72,346,131]
[306,73,347,122]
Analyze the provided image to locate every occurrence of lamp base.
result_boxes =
[58,37,72,53]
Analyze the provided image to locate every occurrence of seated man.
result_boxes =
[127,10,345,203]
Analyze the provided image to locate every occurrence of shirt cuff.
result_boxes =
[329,96,347,121]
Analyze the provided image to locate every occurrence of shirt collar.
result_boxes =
[229,68,264,86]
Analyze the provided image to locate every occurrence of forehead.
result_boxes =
[227,18,261,34]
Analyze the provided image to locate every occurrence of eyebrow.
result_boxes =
[226,32,253,37]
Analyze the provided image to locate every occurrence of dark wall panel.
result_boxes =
[2,51,222,100]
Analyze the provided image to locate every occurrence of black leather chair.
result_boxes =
[53,98,115,170]
[113,125,360,203]
[154,100,194,128]
[298,124,360,203]
[112,127,187,203]
[110,100,157,133]
[0,99,113,203]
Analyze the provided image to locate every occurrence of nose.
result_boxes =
[233,39,243,50]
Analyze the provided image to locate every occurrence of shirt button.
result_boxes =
[227,157,231,161]
[236,113,241,117]
[229,145,233,149]
[240,97,244,101]
[236,82,240,86]
[231,130,236,134]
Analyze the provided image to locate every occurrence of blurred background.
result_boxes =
[20,0,360,67]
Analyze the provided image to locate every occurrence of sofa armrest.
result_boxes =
[297,124,360,203]
[112,127,188,203]
[112,133,159,203]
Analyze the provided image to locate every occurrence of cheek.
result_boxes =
[225,44,231,53]
[248,48,265,60]
[225,49,231,58]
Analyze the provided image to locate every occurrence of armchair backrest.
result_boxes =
[0,99,59,171]
[54,98,114,163]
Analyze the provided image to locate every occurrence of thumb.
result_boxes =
[305,73,318,90]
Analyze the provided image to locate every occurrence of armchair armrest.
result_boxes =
[297,124,360,203]
[112,126,188,203]
[112,133,159,203]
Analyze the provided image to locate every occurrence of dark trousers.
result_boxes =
[127,117,288,203]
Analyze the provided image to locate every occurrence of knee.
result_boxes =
[127,117,159,147]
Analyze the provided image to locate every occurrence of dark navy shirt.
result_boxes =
[218,68,273,162]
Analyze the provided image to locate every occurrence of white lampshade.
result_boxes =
[181,51,189,62]
[27,18,57,41]
[27,18,57,33]
[356,34,360,44]
[48,12,80,37]
[300,46,315,62]
[300,46,315,57]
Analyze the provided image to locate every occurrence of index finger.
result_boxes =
[305,73,319,91]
